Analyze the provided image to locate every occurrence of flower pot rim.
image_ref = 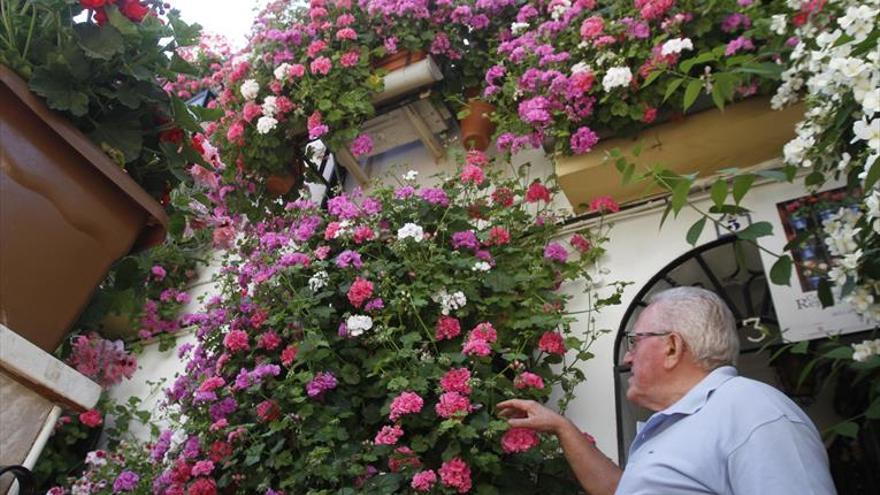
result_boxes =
[0,64,168,250]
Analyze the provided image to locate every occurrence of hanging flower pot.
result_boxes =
[266,160,306,196]
[459,98,496,151]
[266,173,297,196]
[372,50,426,71]
[0,66,168,352]
[554,98,805,213]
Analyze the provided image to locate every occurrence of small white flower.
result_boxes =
[861,83,879,117]
[550,0,570,21]
[432,289,467,315]
[770,14,787,35]
[602,66,633,92]
[308,271,329,291]
[397,223,425,242]
[847,288,876,316]
[346,315,374,337]
[661,37,693,56]
[274,63,292,81]
[403,170,419,181]
[262,96,278,117]
[85,451,107,466]
[256,116,278,134]
[511,22,530,35]
[851,118,880,150]
[838,5,878,42]
[570,62,591,75]
[472,261,492,272]
[240,79,259,100]
[783,135,814,165]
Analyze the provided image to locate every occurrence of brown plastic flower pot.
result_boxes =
[0,65,169,352]
[459,99,496,151]
[372,50,426,71]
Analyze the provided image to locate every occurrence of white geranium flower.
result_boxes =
[274,63,292,81]
[550,0,570,20]
[851,118,880,149]
[571,62,591,75]
[403,170,419,181]
[397,223,424,242]
[770,14,787,35]
[262,96,278,117]
[431,289,467,315]
[308,271,329,291]
[256,116,278,135]
[472,261,492,272]
[85,451,107,466]
[511,22,530,35]
[661,37,693,56]
[240,79,259,100]
[346,315,374,337]
[602,66,633,92]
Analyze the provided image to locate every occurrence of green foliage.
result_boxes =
[0,0,205,197]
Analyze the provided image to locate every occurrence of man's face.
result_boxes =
[622,304,670,410]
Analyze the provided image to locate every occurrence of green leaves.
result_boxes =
[74,23,124,60]
[686,217,707,246]
[769,256,793,286]
[28,68,89,116]
[710,179,728,208]
[732,174,755,205]
[736,221,773,241]
[663,78,683,103]
[90,117,142,163]
[683,79,703,111]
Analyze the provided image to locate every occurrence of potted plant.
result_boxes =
[484,0,801,207]
[0,0,203,351]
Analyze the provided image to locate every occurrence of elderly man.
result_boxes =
[498,286,836,495]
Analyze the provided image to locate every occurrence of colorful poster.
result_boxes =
[747,180,872,342]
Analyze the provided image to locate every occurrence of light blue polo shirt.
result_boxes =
[616,366,836,495]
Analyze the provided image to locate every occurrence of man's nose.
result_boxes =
[622,348,633,365]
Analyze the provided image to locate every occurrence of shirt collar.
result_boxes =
[658,365,738,417]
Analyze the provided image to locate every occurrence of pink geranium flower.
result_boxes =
[538,331,566,355]
[389,391,424,421]
[439,458,472,494]
[501,427,540,453]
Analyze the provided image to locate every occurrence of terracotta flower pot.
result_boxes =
[372,50,426,71]
[0,65,168,352]
[459,98,496,151]
[266,173,297,196]
[266,161,306,196]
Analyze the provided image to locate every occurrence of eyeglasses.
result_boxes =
[624,332,671,353]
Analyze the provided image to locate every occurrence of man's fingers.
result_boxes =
[507,418,532,428]
[496,399,533,412]
[497,408,525,419]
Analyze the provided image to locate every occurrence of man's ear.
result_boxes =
[663,333,686,369]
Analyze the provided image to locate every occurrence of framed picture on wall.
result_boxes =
[775,187,861,293]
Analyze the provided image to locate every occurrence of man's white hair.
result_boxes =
[648,286,739,369]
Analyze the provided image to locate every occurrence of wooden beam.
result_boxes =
[0,325,101,412]
[403,104,445,161]
[333,147,370,185]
